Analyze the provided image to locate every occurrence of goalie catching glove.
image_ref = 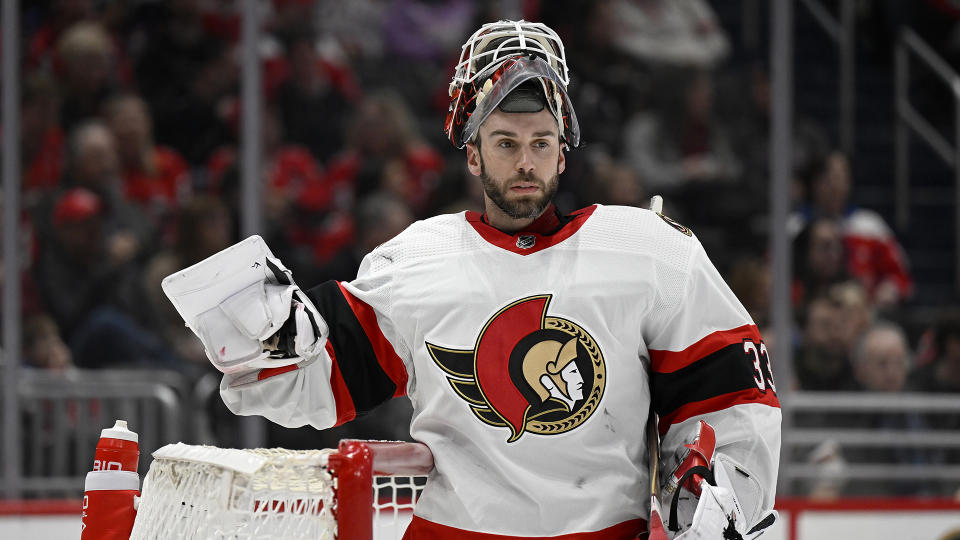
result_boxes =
[662,421,777,540]
[161,235,327,375]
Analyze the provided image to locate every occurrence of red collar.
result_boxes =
[465,204,597,255]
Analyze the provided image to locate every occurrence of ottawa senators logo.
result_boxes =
[427,294,606,442]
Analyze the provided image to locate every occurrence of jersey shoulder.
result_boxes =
[586,204,701,265]
[368,212,480,268]
[582,205,704,309]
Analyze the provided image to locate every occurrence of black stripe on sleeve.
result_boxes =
[305,281,397,417]
[651,341,775,418]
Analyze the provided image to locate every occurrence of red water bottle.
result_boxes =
[80,470,140,540]
[93,419,139,473]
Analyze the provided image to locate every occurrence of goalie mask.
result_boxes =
[445,20,581,149]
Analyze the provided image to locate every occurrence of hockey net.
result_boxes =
[129,440,433,540]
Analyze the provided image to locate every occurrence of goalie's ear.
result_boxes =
[466,141,483,177]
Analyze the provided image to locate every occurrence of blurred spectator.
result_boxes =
[23,314,74,372]
[311,191,414,283]
[20,72,65,206]
[908,311,960,394]
[728,62,830,198]
[429,161,486,216]
[25,0,95,71]
[326,91,444,215]
[205,107,338,271]
[830,281,875,361]
[795,296,855,391]
[789,151,913,307]
[103,92,190,216]
[727,256,771,328]
[55,21,120,130]
[606,0,730,69]
[142,196,234,366]
[623,68,740,196]
[32,191,130,333]
[141,32,237,165]
[792,218,849,306]
[852,322,911,392]
[134,0,215,108]
[36,188,176,369]
[907,310,960,495]
[845,321,930,495]
[273,30,359,162]
[563,0,653,152]
[592,159,647,208]
[60,120,156,259]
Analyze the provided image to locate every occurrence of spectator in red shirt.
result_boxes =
[789,150,913,307]
[103,92,190,215]
[325,91,444,216]
[204,107,340,268]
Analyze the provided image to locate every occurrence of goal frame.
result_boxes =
[131,439,433,540]
[331,439,434,540]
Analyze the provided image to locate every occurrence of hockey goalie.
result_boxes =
[163,19,781,540]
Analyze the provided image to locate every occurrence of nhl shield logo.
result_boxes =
[427,295,606,442]
[516,235,536,249]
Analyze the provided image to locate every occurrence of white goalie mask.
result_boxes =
[444,20,580,149]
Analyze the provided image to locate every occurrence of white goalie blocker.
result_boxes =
[161,235,326,375]
[658,420,778,540]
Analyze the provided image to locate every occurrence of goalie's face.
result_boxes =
[466,108,565,231]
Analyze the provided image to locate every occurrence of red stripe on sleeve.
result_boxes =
[650,324,761,374]
[257,363,298,381]
[328,340,357,426]
[336,282,409,397]
[657,388,780,436]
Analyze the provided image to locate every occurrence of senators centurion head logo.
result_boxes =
[427,295,606,442]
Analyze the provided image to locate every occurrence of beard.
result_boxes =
[480,160,560,220]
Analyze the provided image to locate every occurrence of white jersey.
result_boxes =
[221,204,781,539]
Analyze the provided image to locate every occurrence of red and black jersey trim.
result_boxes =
[650,326,779,436]
[465,205,597,255]
[305,281,408,424]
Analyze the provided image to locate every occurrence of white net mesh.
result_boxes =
[130,442,430,540]
[130,444,337,540]
[371,475,427,540]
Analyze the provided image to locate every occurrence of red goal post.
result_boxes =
[332,440,434,540]
[130,440,434,540]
